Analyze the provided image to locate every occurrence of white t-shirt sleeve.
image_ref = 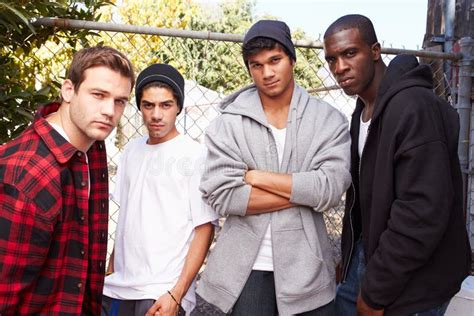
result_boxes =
[189,146,219,227]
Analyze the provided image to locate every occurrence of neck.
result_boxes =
[260,82,294,128]
[147,129,180,145]
[46,103,93,152]
[358,62,387,120]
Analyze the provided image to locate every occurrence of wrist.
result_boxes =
[167,290,181,307]
[171,284,186,302]
[246,170,260,187]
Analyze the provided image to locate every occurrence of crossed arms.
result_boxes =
[200,115,351,217]
[245,170,294,214]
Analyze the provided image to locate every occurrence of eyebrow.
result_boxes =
[141,99,175,105]
[249,53,285,64]
[91,88,129,101]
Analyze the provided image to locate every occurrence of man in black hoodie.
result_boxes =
[323,14,471,316]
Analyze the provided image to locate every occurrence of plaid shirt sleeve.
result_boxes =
[0,183,57,313]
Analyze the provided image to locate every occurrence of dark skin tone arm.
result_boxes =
[357,293,384,315]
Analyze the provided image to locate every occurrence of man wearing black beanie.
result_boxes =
[102,64,218,316]
[196,20,351,315]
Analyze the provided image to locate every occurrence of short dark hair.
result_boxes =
[324,14,378,46]
[138,81,182,114]
[242,37,294,69]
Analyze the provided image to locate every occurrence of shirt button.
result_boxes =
[101,173,106,179]
[77,282,82,288]
[80,215,85,221]
[80,181,86,187]
[80,249,85,256]
[99,144,104,150]
[101,202,106,209]
[101,232,106,240]
[99,261,103,268]
[77,152,82,157]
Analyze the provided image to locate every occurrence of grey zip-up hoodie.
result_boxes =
[197,84,351,315]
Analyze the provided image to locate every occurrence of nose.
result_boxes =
[151,106,163,120]
[334,58,349,75]
[101,98,115,117]
[262,64,274,79]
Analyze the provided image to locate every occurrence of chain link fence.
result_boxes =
[25,19,460,268]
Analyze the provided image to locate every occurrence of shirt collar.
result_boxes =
[33,102,81,164]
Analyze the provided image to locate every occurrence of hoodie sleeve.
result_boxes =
[289,108,351,211]
[199,117,252,217]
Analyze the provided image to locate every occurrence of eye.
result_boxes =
[345,49,356,57]
[325,57,335,65]
[270,57,281,63]
[92,92,104,99]
[115,99,127,107]
[141,102,153,110]
[250,63,261,70]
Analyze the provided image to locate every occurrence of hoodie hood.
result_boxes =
[373,54,434,121]
[218,83,310,128]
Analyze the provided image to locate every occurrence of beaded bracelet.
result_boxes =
[167,290,181,307]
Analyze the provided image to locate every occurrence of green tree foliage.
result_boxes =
[178,0,255,93]
[1,0,324,143]
[188,0,323,94]
[0,0,110,143]
[99,0,322,95]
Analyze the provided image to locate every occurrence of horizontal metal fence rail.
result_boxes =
[32,18,463,60]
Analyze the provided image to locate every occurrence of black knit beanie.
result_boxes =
[243,20,296,61]
[135,64,185,113]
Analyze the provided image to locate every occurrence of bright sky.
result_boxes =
[254,0,428,49]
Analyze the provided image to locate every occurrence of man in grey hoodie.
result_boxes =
[196,20,351,316]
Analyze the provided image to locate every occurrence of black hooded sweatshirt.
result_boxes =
[341,54,471,315]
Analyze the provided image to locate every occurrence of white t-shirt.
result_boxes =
[252,125,286,271]
[358,113,371,158]
[103,134,218,314]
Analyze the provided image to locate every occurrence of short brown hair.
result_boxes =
[67,46,135,91]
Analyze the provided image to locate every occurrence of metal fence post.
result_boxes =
[458,37,474,256]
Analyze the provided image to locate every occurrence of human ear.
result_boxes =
[60,79,75,103]
[371,42,382,61]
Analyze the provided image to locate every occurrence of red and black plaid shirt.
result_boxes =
[0,103,109,315]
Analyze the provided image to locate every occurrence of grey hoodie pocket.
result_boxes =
[201,223,259,297]
[273,228,330,298]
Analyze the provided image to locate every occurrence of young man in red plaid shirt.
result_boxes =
[0,46,135,315]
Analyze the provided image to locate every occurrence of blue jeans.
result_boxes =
[335,240,365,316]
[335,241,450,316]
[411,301,450,316]
[231,270,335,316]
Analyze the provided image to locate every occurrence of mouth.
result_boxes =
[149,123,165,129]
[94,121,113,129]
[264,80,279,87]
[338,78,353,88]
